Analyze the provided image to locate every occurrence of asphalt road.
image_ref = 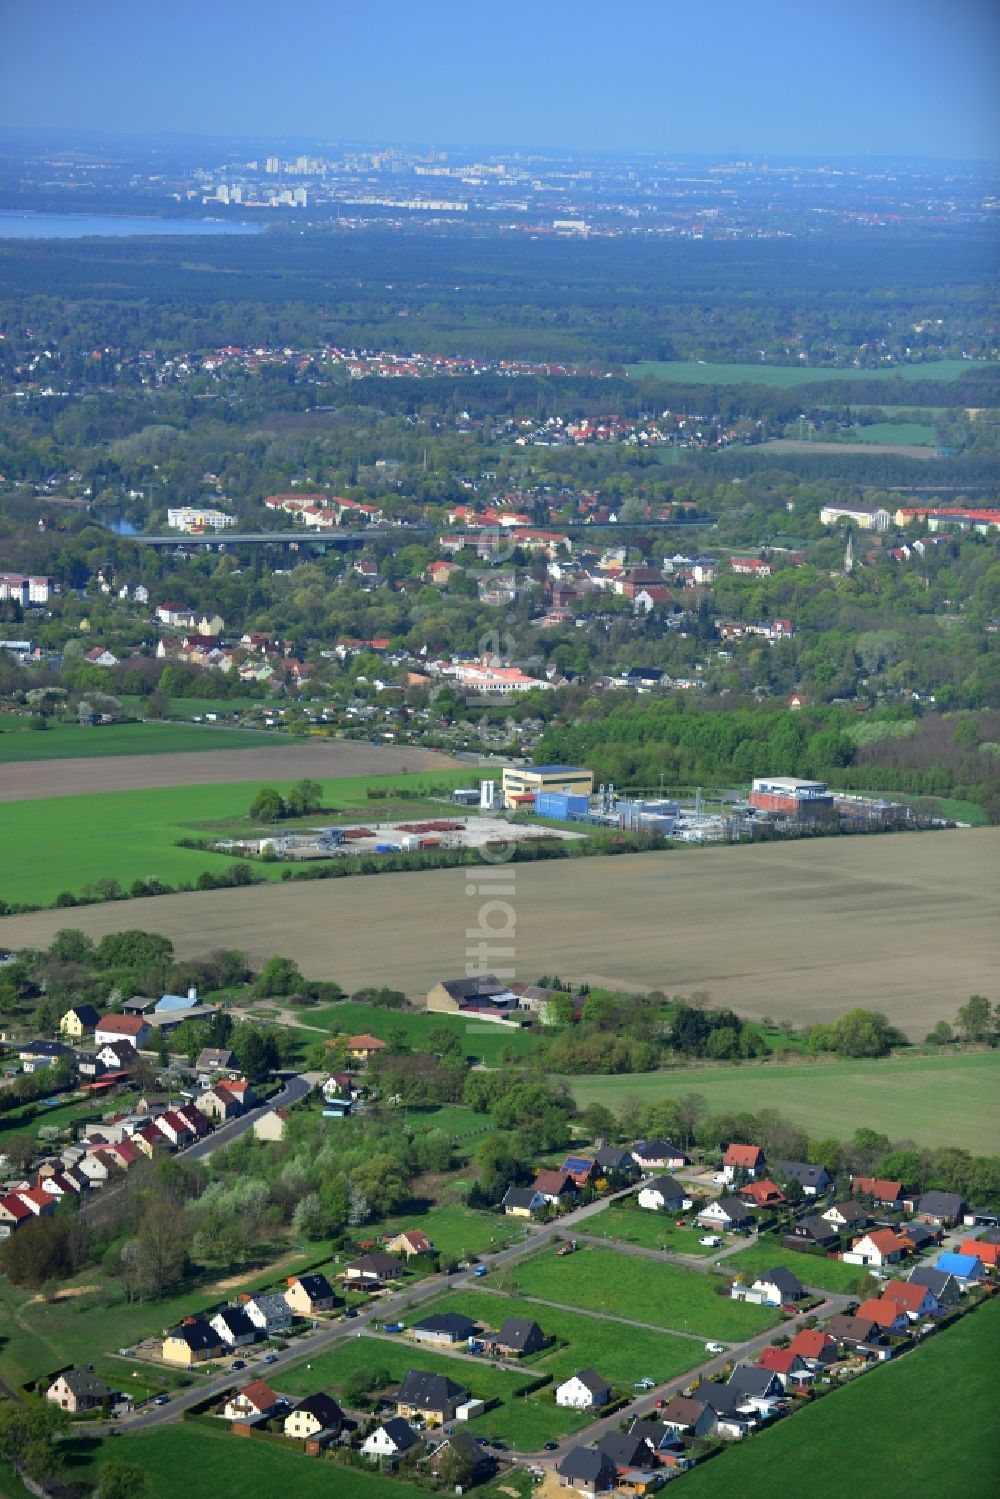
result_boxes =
[102,1179,850,1468]
[179,1073,311,1162]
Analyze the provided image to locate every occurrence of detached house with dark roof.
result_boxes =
[555,1368,612,1409]
[284,1272,337,1315]
[395,1369,469,1425]
[772,1160,831,1197]
[915,1190,965,1226]
[556,1447,617,1496]
[46,1368,113,1414]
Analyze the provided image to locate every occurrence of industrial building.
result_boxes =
[501,764,594,809]
[748,777,835,821]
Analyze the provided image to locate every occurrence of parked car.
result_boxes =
[705,1342,725,1354]
[473,1264,489,1277]
[232,1360,245,1371]
[384,1323,405,1334]
[154,1394,170,1406]
[699,1235,722,1247]
[262,1354,278,1365]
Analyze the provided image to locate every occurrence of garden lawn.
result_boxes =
[624,359,995,386]
[508,1246,779,1342]
[0,771,474,908]
[564,1052,1000,1154]
[414,1289,705,1388]
[724,1240,879,1295]
[0,715,265,762]
[58,1424,431,1499]
[378,1203,520,1260]
[279,1333,527,1404]
[302,1000,538,1065]
[581,1205,720,1256]
[679,1299,1000,1498]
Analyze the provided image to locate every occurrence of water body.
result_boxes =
[0,210,262,239]
[97,514,143,536]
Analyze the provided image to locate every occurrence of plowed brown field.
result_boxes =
[2,828,996,1037]
[0,741,463,802]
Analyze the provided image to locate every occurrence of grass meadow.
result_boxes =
[625,358,994,386]
[724,1240,879,1295]
[679,1298,999,1498]
[507,1246,779,1342]
[581,1203,720,1256]
[415,1287,704,1387]
[295,1000,538,1067]
[0,768,473,907]
[0,714,266,762]
[845,421,937,446]
[565,1052,1000,1153]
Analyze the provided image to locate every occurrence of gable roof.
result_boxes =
[502,1186,543,1210]
[532,1169,575,1196]
[496,1317,544,1351]
[291,1392,343,1426]
[707,1195,753,1222]
[377,1416,419,1451]
[772,1159,830,1189]
[412,1312,477,1339]
[213,1306,255,1337]
[855,1297,906,1327]
[882,1281,934,1311]
[95,1013,148,1036]
[825,1313,880,1345]
[917,1190,964,1217]
[724,1143,764,1168]
[598,1430,650,1467]
[935,1251,982,1278]
[562,1367,612,1396]
[757,1346,805,1375]
[788,1329,836,1359]
[234,1379,278,1412]
[54,1368,110,1400]
[907,1267,957,1296]
[291,1272,334,1300]
[660,1394,710,1426]
[642,1174,687,1199]
[727,1363,782,1397]
[167,1318,220,1350]
[557,1447,617,1484]
[852,1177,904,1201]
[395,1369,469,1410]
[753,1266,804,1297]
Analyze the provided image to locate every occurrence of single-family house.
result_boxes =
[284,1272,337,1315]
[733,1266,805,1306]
[637,1174,691,1213]
[898,1221,940,1254]
[95,1040,138,1073]
[556,1446,617,1497]
[739,1179,785,1209]
[343,1252,403,1289]
[223,1380,280,1422]
[596,1430,653,1472]
[881,1281,940,1321]
[488,1318,547,1357]
[658,1395,717,1440]
[632,1139,689,1171]
[961,1237,1000,1269]
[15,1186,57,1218]
[412,1312,478,1347]
[59,1004,101,1040]
[915,1191,965,1226]
[198,1084,243,1121]
[253,1107,290,1142]
[722,1143,765,1182]
[93,1014,150,1049]
[427,1432,493,1483]
[502,1186,546,1218]
[787,1329,839,1368]
[209,1306,257,1348]
[555,1369,612,1409]
[195,1047,237,1075]
[772,1160,831,1197]
[727,1363,785,1414]
[756,1346,813,1391]
[46,1368,112,1413]
[345,1033,387,1064]
[822,1200,873,1233]
[934,1251,983,1287]
[847,1229,910,1267]
[907,1266,962,1308]
[241,1292,293,1336]
[394,1369,469,1425]
[852,1177,905,1208]
[362,1417,420,1461]
[284,1392,344,1440]
[560,1155,599,1188]
[854,1298,910,1334]
[696,1385,754,1439]
[162,1318,225,1366]
[783,1214,838,1250]
[697,1196,754,1233]
[384,1228,434,1260]
[153,1111,195,1148]
[824,1314,887,1355]
[594,1146,640,1179]
[531,1169,577,1205]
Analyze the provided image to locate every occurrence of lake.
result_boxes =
[0,210,263,239]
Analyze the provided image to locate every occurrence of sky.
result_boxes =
[1,0,999,160]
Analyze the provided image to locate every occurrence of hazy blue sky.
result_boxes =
[2,0,998,159]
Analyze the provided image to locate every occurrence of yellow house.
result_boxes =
[161,1318,223,1366]
[60,1004,101,1040]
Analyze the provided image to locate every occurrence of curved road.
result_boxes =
[179,1073,311,1162]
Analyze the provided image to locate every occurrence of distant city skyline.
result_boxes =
[2,0,999,161]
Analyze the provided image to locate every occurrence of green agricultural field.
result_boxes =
[508,1246,779,1341]
[680,1299,1000,1498]
[625,358,996,386]
[300,1000,538,1066]
[724,1240,877,1295]
[0,769,474,908]
[415,1288,704,1387]
[565,1052,1000,1153]
[0,714,266,762]
[582,1204,720,1256]
[846,421,937,446]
